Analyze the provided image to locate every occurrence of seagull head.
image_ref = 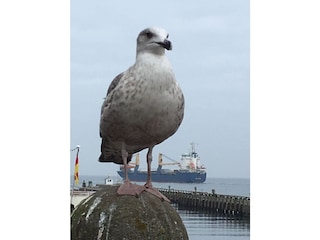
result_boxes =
[136,27,172,55]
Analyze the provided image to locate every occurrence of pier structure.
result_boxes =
[158,188,250,217]
[71,183,250,218]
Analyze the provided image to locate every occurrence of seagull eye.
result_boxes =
[166,34,169,38]
[145,31,153,39]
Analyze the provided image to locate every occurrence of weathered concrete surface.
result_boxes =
[71,185,188,240]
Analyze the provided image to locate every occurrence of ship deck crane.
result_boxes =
[158,153,181,168]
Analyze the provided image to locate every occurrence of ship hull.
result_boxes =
[117,169,206,183]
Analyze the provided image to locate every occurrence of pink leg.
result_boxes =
[144,146,170,202]
[117,148,144,196]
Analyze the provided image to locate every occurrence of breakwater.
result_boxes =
[158,188,250,218]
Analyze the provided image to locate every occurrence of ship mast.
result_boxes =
[190,142,196,153]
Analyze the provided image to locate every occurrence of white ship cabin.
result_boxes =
[105,176,114,185]
[180,151,202,171]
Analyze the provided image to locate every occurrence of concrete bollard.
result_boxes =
[71,185,188,240]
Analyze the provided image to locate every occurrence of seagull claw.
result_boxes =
[117,181,170,202]
[117,181,145,196]
[145,187,170,202]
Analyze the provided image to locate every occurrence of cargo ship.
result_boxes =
[117,143,206,183]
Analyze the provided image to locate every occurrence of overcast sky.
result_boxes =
[3,1,320,238]
[70,0,250,178]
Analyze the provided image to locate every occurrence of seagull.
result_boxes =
[99,27,184,202]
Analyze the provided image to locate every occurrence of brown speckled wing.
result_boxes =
[107,72,124,95]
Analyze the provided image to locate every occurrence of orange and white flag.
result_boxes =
[74,149,79,185]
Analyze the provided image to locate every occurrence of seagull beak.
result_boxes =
[158,39,172,51]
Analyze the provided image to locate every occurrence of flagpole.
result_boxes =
[73,145,80,188]
[71,145,80,210]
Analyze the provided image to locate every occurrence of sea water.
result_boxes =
[173,203,250,240]
[71,176,250,239]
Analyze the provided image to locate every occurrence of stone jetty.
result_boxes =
[158,188,250,217]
